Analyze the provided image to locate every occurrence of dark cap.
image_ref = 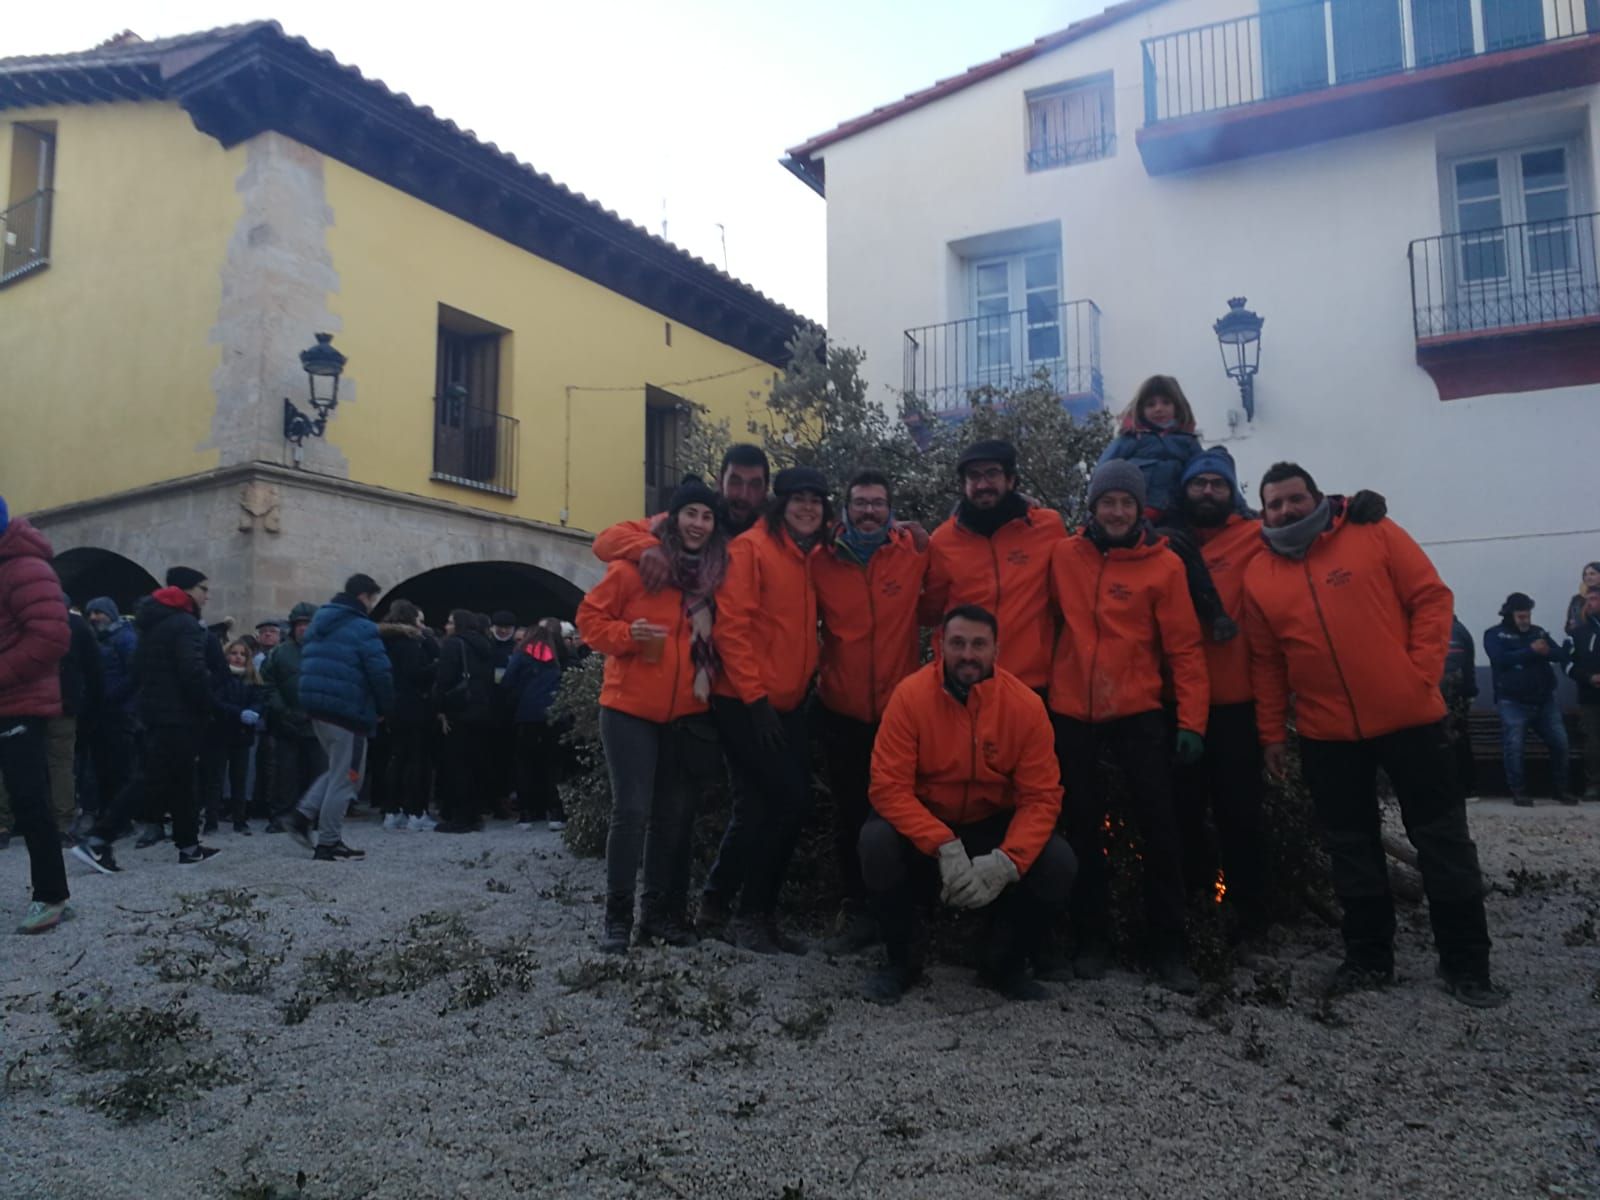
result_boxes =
[773,466,828,498]
[491,610,518,627]
[668,474,719,515]
[956,439,1017,476]
[165,566,208,591]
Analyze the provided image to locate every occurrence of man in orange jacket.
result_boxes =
[861,605,1075,1004]
[921,440,1066,692]
[812,469,928,954]
[1047,459,1207,993]
[1244,461,1503,1008]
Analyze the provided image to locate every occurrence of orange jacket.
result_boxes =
[813,528,928,724]
[591,514,662,565]
[921,508,1066,689]
[716,522,819,711]
[1243,513,1452,744]
[869,663,1062,873]
[1194,515,1268,707]
[576,560,709,724]
[1046,532,1209,733]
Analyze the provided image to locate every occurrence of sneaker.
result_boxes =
[17,900,71,934]
[311,843,365,862]
[546,819,566,832]
[70,842,121,875]
[1438,966,1508,1009]
[1324,959,1395,997]
[262,818,286,834]
[382,813,405,831]
[134,824,167,849]
[407,814,437,832]
[178,845,222,866]
[232,821,253,836]
[283,810,315,850]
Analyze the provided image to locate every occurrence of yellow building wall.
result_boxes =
[320,158,778,534]
[0,103,240,512]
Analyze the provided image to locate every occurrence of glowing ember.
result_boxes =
[1213,870,1227,904]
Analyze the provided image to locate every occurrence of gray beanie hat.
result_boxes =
[1087,460,1147,511]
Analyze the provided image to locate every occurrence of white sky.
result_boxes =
[7,0,1103,322]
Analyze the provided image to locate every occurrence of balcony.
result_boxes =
[1,189,52,285]
[432,393,519,497]
[903,299,1103,417]
[1138,0,1600,174]
[1409,210,1600,398]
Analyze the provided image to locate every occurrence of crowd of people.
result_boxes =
[3,376,1594,1012]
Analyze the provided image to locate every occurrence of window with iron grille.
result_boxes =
[433,305,516,495]
[644,387,686,516]
[2,121,56,285]
[1026,76,1114,172]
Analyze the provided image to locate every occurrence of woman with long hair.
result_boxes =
[431,609,496,832]
[701,466,829,955]
[578,477,729,952]
[1565,562,1600,637]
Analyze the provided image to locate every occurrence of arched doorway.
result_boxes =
[377,560,585,630]
[53,547,160,613]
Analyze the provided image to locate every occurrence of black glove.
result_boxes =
[748,698,787,753]
[1346,490,1388,525]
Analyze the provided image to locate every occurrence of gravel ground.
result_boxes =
[2,798,1597,1200]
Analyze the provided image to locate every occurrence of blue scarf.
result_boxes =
[835,512,892,566]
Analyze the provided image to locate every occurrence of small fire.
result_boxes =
[1213,869,1227,905]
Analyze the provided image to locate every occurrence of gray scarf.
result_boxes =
[1262,497,1331,560]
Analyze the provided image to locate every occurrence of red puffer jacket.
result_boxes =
[0,518,71,719]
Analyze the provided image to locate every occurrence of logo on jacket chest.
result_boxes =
[982,738,1000,767]
[1324,567,1354,589]
[1106,582,1133,602]
[1006,549,1031,567]
[881,579,904,598]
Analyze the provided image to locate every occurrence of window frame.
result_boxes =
[1024,75,1115,172]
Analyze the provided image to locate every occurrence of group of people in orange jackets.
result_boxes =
[576,426,1504,1010]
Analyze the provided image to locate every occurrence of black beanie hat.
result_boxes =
[773,466,828,498]
[491,610,518,627]
[956,439,1017,476]
[1500,592,1535,617]
[668,475,719,515]
[165,566,207,591]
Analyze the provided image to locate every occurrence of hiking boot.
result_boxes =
[1512,793,1533,808]
[1072,940,1112,981]
[17,901,72,934]
[70,842,120,875]
[1438,966,1508,1009]
[695,895,734,943]
[284,810,315,850]
[861,962,919,1006]
[820,907,880,956]
[134,824,167,849]
[733,915,808,956]
[1324,959,1395,997]
[1154,949,1201,996]
[599,895,633,954]
[178,845,221,865]
[979,966,1051,1003]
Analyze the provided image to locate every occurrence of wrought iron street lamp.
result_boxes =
[283,332,348,450]
[1213,297,1263,422]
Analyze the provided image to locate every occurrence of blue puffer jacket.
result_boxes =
[1097,424,1201,515]
[502,640,563,724]
[1483,621,1570,704]
[297,594,395,735]
[95,617,139,717]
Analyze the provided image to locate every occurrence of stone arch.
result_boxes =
[378,560,587,630]
[53,547,160,612]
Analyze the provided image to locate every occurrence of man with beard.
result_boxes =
[920,440,1066,694]
[1243,462,1503,1007]
[859,606,1074,1004]
[592,444,771,582]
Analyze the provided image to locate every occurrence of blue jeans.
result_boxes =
[1498,698,1569,794]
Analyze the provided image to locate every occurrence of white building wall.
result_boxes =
[816,0,1600,642]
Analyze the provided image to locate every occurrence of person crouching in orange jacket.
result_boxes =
[860,605,1076,1005]
[701,466,827,956]
[1046,459,1209,995]
[812,468,928,955]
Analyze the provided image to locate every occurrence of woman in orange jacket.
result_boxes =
[576,477,728,954]
[701,465,827,956]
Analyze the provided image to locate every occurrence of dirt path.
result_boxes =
[2,798,1596,1199]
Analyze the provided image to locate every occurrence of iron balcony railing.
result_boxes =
[1142,0,1599,124]
[904,299,1102,412]
[1409,210,1600,338]
[432,394,519,497]
[1,188,52,284]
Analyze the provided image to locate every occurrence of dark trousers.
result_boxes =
[1300,721,1490,977]
[145,724,203,851]
[816,705,877,907]
[437,722,493,824]
[200,740,251,826]
[383,721,434,817]
[1053,709,1187,947]
[600,708,696,912]
[1,717,69,905]
[859,813,1076,976]
[251,733,275,819]
[272,734,326,818]
[705,697,813,916]
[515,722,563,822]
[1174,702,1268,933]
[1582,704,1600,795]
[87,714,134,822]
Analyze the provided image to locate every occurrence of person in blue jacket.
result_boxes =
[502,621,567,829]
[283,574,394,860]
[84,597,138,821]
[1483,593,1573,806]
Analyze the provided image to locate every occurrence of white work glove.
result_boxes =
[936,840,974,905]
[948,849,1019,910]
